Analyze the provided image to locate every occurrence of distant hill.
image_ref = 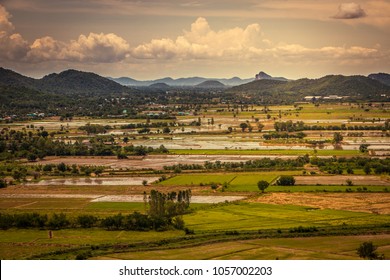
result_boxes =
[39,69,128,94]
[229,75,390,103]
[0,68,131,95]
[196,80,226,88]
[368,73,390,86]
[0,67,37,88]
[255,71,289,82]
[110,76,253,86]
[149,82,171,89]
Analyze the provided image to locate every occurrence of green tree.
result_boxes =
[239,122,248,132]
[257,180,269,193]
[332,132,343,144]
[363,164,371,175]
[0,179,7,189]
[276,175,295,186]
[357,242,384,260]
[359,144,370,153]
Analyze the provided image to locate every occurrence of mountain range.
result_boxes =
[228,74,390,103]
[1,67,389,98]
[108,76,254,87]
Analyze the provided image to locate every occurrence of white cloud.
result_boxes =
[131,17,383,65]
[0,5,29,61]
[333,2,366,19]
[59,32,130,62]
[131,17,264,59]
[0,4,131,63]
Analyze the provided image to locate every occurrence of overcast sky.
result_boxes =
[1,0,389,79]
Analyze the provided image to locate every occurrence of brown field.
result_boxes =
[252,192,390,214]
[294,175,390,186]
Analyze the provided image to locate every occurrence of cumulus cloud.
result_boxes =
[0,5,29,61]
[0,3,387,75]
[60,33,130,62]
[132,17,264,59]
[131,16,382,64]
[333,2,366,19]
[1,4,131,63]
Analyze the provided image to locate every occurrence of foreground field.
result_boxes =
[183,202,390,232]
[101,234,390,260]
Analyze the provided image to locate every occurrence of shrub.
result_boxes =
[357,242,385,260]
[257,180,269,193]
[276,175,295,186]
[0,179,7,189]
[77,215,98,228]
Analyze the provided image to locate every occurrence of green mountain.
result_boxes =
[0,68,130,95]
[229,75,390,103]
[0,67,37,88]
[39,69,129,94]
[368,73,390,87]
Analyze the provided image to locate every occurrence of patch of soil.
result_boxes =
[294,175,390,186]
[251,192,390,214]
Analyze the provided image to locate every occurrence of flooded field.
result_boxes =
[0,193,245,204]
[30,177,161,186]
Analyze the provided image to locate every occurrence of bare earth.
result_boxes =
[252,192,390,214]
[294,175,390,186]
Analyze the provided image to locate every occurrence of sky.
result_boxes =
[0,0,389,80]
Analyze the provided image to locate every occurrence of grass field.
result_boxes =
[105,234,390,260]
[0,228,184,259]
[183,202,390,232]
[160,171,301,192]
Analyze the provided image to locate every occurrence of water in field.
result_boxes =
[31,177,161,186]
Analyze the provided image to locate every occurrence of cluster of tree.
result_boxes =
[0,212,69,230]
[120,122,182,129]
[310,156,390,175]
[0,128,170,161]
[120,144,169,157]
[79,124,111,134]
[276,175,296,186]
[357,242,385,260]
[263,132,306,140]
[163,156,309,172]
[147,189,191,218]
[274,121,389,132]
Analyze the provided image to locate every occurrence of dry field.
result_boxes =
[294,175,390,186]
[252,192,390,214]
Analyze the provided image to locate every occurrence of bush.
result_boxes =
[77,215,98,228]
[48,213,69,229]
[276,175,295,186]
[257,180,269,193]
[0,179,7,189]
[357,242,385,260]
